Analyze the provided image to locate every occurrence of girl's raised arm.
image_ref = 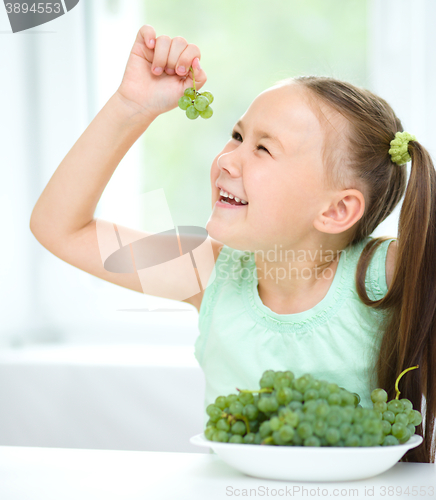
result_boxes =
[30,25,215,312]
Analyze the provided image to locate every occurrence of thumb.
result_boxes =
[186,59,207,92]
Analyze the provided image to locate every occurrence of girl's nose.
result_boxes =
[217,151,241,175]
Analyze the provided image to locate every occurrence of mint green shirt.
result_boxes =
[194,236,396,424]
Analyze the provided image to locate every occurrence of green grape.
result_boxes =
[193,95,210,111]
[178,95,192,110]
[288,401,303,412]
[407,424,416,435]
[313,419,328,437]
[214,430,229,442]
[249,420,260,433]
[340,423,353,440]
[363,418,382,435]
[297,422,313,439]
[302,412,317,424]
[382,435,400,446]
[200,106,213,119]
[229,435,244,443]
[269,417,282,432]
[243,433,256,444]
[315,402,329,419]
[352,408,365,423]
[400,398,413,411]
[345,434,361,447]
[274,372,292,390]
[326,409,342,427]
[303,400,318,414]
[279,424,294,442]
[387,399,403,415]
[411,409,423,426]
[206,404,222,422]
[283,410,299,428]
[327,393,341,406]
[340,391,355,407]
[292,431,304,446]
[304,388,319,401]
[186,105,199,119]
[391,423,409,441]
[367,409,382,420]
[291,390,304,402]
[341,407,354,424]
[371,388,388,403]
[373,401,388,413]
[201,91,214,104]
[214,396,227,410]
[229,401,243,415]
[325,427,341,445]
[272,430,286,445]
[259,421,273,439]
[254,433,263,444]
[353,423,364,436]
[327,383,340,394]
[226,394,238,406]
[381,420,392,435]
[216,418,230,432]
[238,392,254,406]
[304,436,321,446]
[395,413,409,426]
[205,426,216,440]
[231,421,246,436]
[242,403,258,421]
[276,387,293,405]
[259,370,275,389]
[382,410,396,424]
[294,375,312,393]
[352,392,361,407]
[361,433,376,447]
[184,87,196,100]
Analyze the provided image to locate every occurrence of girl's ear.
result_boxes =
[313,189,365,234]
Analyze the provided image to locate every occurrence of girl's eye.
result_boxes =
[256,144,270,154]
[231,131,270,154]
[231,131,242,141]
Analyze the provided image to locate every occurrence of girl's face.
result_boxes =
[206,83,337,253]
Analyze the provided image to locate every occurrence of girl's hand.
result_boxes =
[116,25,206,120]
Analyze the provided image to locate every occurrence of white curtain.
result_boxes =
[369,0,436,239]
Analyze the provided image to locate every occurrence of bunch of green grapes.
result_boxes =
[178,66,214,120]
[204,367,422,447]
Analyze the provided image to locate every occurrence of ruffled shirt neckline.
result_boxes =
[241,242,356,333]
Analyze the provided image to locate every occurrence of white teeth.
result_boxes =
[219,188,248,205]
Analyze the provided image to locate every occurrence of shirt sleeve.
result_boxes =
[365,238,397,300]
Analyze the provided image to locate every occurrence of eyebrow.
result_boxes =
[235,120,284,151]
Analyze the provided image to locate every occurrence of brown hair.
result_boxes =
[282,75,436,463]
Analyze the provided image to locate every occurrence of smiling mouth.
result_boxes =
[219,196,247,206]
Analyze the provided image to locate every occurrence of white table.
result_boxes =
[0,345,205,453]
[0,446,435,500]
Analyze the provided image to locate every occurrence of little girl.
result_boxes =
[30,25,435,463]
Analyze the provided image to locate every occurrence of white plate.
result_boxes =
[190,433,423,482]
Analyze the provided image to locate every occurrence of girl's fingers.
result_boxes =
[189,57,206,90]
[151,35,172,75]
[165,36,189,75]
[138,24,156,50]
[176,44,201,77]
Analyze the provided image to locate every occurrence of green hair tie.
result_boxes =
[389,131,416,165]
